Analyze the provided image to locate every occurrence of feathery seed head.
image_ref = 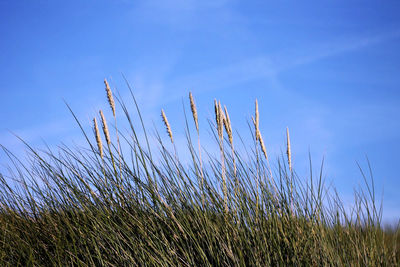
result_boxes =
[99,110,111,145]
[214,99,220,125]
[189,92,199,132]
[217,101,224,140]
[252,116,261,141]
[214,99,221,138]
[252,115,268,160]
[219,101,224,120]
[93,117,103,159]
[258,131,268,161]
[161,109,173,144]
[104,79,116,117]
[223,105,233,145]
[286,127,292,171]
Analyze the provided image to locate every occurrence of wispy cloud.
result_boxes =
[275,30,400,72]
[123,29,400,110]
[3,29,399,152]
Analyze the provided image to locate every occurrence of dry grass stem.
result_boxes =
[99,110,111,145]
[215,99,228,214]
[161,109,174,144]
[219,102,228,215]
[190,92,205,207]
[93,117,103,159]
[104,79,116,117]
[189,92,199,133]
[104,79,121,180]
[224,105,238,206]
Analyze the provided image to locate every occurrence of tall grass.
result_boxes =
[0,80,398,266]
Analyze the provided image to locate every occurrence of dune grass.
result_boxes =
[0,79,398,266]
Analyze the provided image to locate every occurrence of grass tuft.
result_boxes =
[0,79,398,266]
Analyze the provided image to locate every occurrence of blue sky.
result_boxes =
[0,0,399,223]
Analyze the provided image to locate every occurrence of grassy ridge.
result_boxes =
[0,80,398,266]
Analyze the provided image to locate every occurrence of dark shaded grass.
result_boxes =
[1,203,398,266]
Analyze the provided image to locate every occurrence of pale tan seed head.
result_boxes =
[99,110,111,145]
[93,117,103,159]
[214,99,223,139]
[104,79,116,117]
[252,116,257,135]
[217,101,224,140]
[286,127,292,171]
[252,116,268,160]
[258,131,268,161]
[219,101,224,123]
[161,109,173,144]
[223,105,233,145]
[214,99,220,126]
[252,115,261,141]
[189,92,199,132]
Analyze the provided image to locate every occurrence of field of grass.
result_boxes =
[0,79,398,266]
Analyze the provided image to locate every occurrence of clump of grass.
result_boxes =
[0,78,398,266]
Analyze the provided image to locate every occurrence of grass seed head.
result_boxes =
[223,105,233,145]
[252,116,260,141]
[161,109,173,144]
[93,117,103,159]
[189,92,199,132]
[286,127,292,171]
[259,131,268,161]
[214,99,221,139]
[253,116,268,160]
[214,99,220,126]
[104,79,116,117]
[99,110,111,145]
[217,101,224,140]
